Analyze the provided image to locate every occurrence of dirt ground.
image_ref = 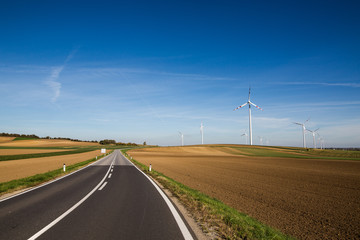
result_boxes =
[129,146,360,240]
[0,150,101,182]
[0,149,69,155]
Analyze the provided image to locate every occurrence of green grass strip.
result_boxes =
[0,148,96,162]
[121,149,294,240]
[0,150,114,195]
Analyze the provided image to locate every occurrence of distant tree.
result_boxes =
[143,141,147,146]
[100,139,116,145]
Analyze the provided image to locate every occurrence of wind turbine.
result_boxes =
[307,128,319,149]
[293,119,309,148]
[241,131,248,145]
[178,132,184,146]
[318,135,325,149]
[258,136,263,145]
[200,122,204,145]
[234,88,263,145]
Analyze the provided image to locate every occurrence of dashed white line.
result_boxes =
[28,162,113,240]
[108,173,112,179]
[98,182,108,191]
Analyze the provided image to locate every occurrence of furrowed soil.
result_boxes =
[128,146,360,240]
[0,150,101,182]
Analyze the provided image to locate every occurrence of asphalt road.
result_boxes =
[0,150,194,240]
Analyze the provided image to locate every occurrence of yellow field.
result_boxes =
[0,149,69,155]
[0,137,16,143]
[0,150,101,182]
[0,138,98,147]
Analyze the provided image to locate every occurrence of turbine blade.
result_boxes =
[234,102,248,111]
[248,87,251,101]
[293,122,303,126]
[314,128,320,132]
[249,102,263,110]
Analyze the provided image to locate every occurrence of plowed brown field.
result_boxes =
[128,146,360,240]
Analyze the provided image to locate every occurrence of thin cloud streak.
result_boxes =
[45,66,63,103]
[43,49,78,103]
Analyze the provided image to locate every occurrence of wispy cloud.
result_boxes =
[44,48,78,103]
[45,66,63,102]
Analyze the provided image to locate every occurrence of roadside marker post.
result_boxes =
[63,163,66,172]
[149,164,152,172]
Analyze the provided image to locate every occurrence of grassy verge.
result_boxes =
[121,149,294,240]
[0,150,113,196]
[0,148,96,161]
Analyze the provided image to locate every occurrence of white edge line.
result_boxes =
[28,162,113,240]
[120,152,194,240]
[0,152,115,203]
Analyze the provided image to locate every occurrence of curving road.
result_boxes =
[0,150,195,240]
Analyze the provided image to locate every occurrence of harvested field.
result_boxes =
[129,146,360,240]
[0,150,101,183]
[0,137,15,143]
[0,149,69,155]
[0,139,98,147]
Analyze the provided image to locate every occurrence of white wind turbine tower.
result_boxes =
[241,131,248,145]
[293,119,309,148]
[178,132,184,146]
[234,88,263,145]
[307,128,319,149]
[318,135,325,149]
[200,122,204,145]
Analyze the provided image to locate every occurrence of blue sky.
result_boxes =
[1,0,359,147]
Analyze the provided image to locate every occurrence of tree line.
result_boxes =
[99,139,138,146]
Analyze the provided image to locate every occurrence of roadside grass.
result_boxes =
[0,151,113,196]
[0,148,96,161]
[122,149,294,240]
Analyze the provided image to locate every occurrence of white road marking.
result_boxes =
[108,173,112,179]
[121,153,194,240]
[28,163,113,240]
[98,182,108,191]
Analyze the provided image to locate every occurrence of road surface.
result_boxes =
[0,150,195,240]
